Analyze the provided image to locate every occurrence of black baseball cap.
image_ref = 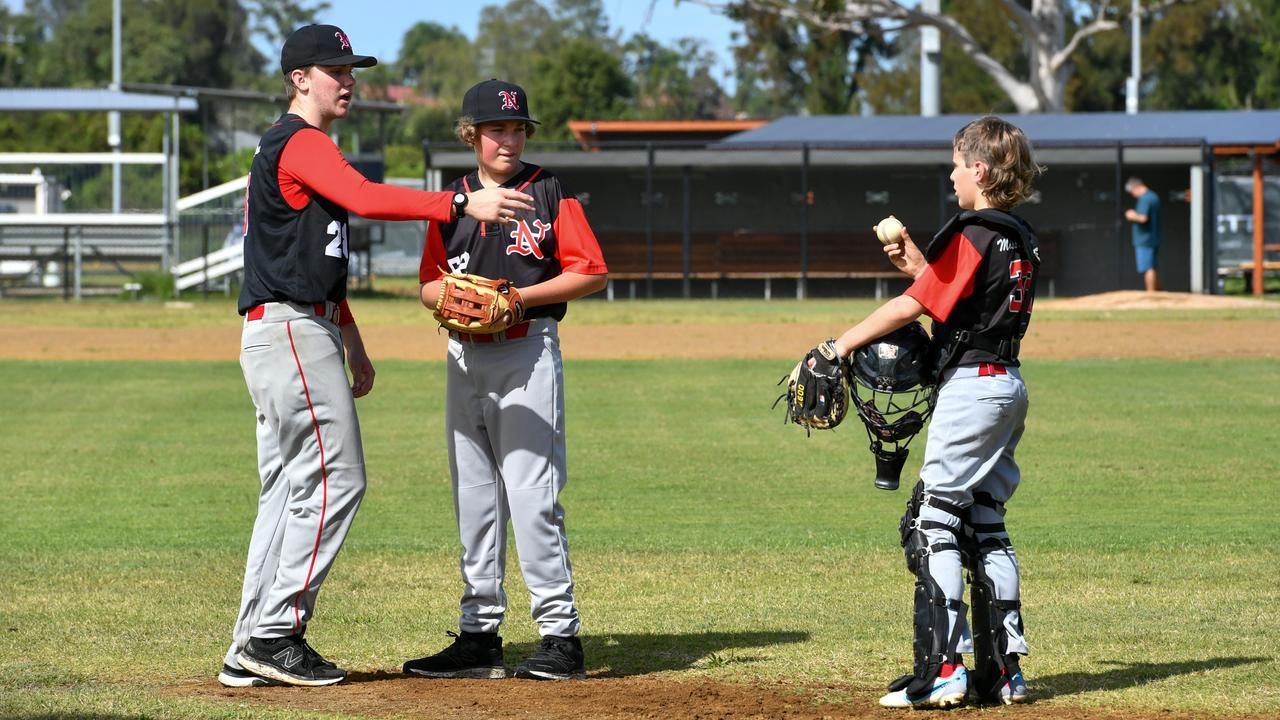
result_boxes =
[280,24,377,75]
[461,79,540,124]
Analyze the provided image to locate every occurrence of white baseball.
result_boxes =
[875,216,904,245]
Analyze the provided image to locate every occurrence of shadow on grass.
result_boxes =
[541,630,808,678]
[1034,656,1269,701]
[341,630,810,683]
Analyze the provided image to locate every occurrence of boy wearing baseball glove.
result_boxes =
[827,116,1043,708]
[404,79,607,681]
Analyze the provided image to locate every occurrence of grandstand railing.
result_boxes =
[0,151,175,298]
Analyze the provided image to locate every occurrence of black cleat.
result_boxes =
[235,634,346,687]
[403,630,508,679]
[514,635,585,680]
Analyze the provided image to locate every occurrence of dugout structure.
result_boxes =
[424,110,1280,299]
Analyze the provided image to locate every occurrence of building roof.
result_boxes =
[717,110,1280,150]
[123,82,407,114]
[0,88,198,113]
[422,109,1280,172]
[568,119,767,150]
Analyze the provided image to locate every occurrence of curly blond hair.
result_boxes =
[454,116,538,146]
[953,116,1044,209]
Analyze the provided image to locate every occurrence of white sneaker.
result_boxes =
[879,664,968,709]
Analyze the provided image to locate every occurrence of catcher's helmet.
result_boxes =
[850,322,937,490]
[850,321,934,393]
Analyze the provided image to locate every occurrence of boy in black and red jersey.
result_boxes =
[403,80,607,682]
[828,116,1043,709]
[222,27,533,690]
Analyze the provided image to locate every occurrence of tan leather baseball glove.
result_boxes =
[433,273,526,334]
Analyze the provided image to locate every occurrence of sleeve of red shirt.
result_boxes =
[279,129,452,221]
[418,221,450,284]
[904,230,984,323]
[553,198,608,274]
[338,298,355,326]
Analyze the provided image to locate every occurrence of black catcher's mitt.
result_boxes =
[775,339,850,431]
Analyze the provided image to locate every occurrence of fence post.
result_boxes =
[202,223,210,299]
[799,143,810,300]
[73,228,83,301]
[1115,144,1125,290]
[645,143,654,299]
[681,165,692,299]
[62,226,71,301]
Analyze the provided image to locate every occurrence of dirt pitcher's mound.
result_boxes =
[168,673,1274,720]
[1037,290,1269,311]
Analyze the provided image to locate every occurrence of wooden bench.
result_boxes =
[596,230,905,299]
[1217,260,1280,293]
[594,229,1058,300]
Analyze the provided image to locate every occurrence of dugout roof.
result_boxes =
[717,110,1280,153]
[425,110,1280,172]
[0,88,197,113]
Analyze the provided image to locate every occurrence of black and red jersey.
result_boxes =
[419,163,608,322]
[239,113,453,317]
[239,114,351,315]
[905,209,1040,370]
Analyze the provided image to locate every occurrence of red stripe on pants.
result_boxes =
[286,319,330,634]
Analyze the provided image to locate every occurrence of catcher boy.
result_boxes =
[795,116,1042,708]
[405,79,607,681]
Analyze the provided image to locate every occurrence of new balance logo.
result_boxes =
[272,646,305,669]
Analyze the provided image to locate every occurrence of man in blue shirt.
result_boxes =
[1124,177,1161,292]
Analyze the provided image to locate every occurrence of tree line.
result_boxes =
[1,0,1276,191]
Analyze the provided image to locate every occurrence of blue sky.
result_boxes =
[1,0,741,92]
[314,0,740,91]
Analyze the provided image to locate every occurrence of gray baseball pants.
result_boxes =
[445,317,580,638]
[224,301,366,668]
[917,365,1029,657]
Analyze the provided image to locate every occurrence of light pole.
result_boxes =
[1125,0,1140,114]
[919,0,940,117]
[109,0,122,211]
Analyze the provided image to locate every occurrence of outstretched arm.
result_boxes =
[279,129,533,223]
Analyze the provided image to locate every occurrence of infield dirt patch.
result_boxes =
[169,672,1273,720]
[3,292,1277,362]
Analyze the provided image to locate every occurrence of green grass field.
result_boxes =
[2,304,1279,718]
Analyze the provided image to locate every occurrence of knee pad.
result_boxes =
[899,481,965,574]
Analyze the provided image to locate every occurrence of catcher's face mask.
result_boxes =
[850,322,937,491]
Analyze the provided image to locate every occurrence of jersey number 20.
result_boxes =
[325,221,349,259]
